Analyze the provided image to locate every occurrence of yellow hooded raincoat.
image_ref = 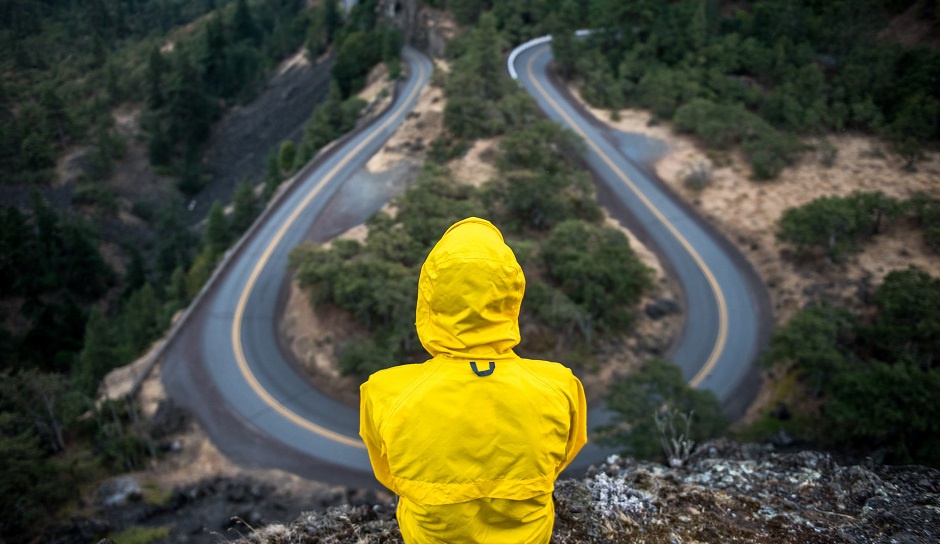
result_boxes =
[360,217,588,544]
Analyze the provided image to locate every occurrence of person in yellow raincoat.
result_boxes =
[360,217,588,544]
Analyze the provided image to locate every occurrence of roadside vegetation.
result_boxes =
[759,265,940,466]
[598,358,728,463]
[543,0,939,177]
[289,17,656,375]
[775,191,940,263]
[0,1,401,540]
[746,190,940,467]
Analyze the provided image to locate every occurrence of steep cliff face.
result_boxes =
[381,0,453,57]
[229,440,939,544]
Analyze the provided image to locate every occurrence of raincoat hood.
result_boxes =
[415,217,524,360]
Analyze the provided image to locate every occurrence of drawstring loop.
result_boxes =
[470,362,496,377]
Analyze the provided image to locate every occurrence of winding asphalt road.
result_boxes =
[160,42,770,487]
[512,40,770,416]
[162,47,430,487]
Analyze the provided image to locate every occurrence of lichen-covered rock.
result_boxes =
[236,504,402,544]
[227,440,939,544]
[97,476,143,507]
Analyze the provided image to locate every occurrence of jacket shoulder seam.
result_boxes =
[384,361,444,428]
[516,359,571,403]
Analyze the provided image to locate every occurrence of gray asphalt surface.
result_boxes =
[161,47,432,486]
[161,42,770,487]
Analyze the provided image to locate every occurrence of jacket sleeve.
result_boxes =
[359,382,396,492]
[556,374,588,476]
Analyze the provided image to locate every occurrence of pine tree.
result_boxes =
[278,140,296,174]
[168,266,190,308]
[147,46,166,110]
[449,0,488,25]
[122,247,147,299]
[470,12,505,102]
[166,52,210,149]
[263,149,283,201]
[549,0,582,80]
[38,85,71,150]
[690,0,709,51]
[205,201,230,258]
[0,206,37,296]
[233,0,259,45]
[202,14,231,98]
[322,0,342,44]
[121,283,161,357]
[76,307,116,395]
[0,412,70,536]
[31,193,63,292]
[230,180,259,235]
[0,369,70,452]
[155,203,197,280]
[58,218,115,299]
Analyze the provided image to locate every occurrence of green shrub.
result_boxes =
[907,193,940,254]
[523,282,592,342]
[542,220,653,332]
[386,57,402,80]
[674,98,801,180]
[757,266,940,466]
[443,95,505,139]
[278,140,296,175]
[339,336,394,375]
[742,129,801,180]
[427,136,470,163]
[131,200,156,223]
[141,481,174,507]
[599,358,727,461]
[682,161,712,190]
[777,191,900,261]
[762,302,857,393]
[817,138,838,167]
[674,99,755,148]
[72,184,119,215]
[636,66,701,119]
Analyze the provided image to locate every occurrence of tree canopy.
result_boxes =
[776,191,902,262]
[763,266,940,466]
[546,0,940,175]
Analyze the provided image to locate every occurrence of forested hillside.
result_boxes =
[549,0,939,174]
[0,1,402,540]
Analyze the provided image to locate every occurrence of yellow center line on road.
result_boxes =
[231,57,429,449]
[526,47,727,387]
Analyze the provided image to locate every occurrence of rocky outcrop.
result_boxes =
[229,439,939,544]
[381,0,454,57]
[46,475,382,544]
[55,439,937,543]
